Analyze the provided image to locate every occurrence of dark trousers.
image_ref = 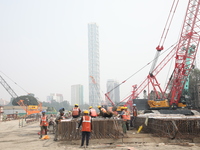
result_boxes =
[126,120,130,130]
[40,126,47,137]
[54,124,59,140]
[130,116,136,128]
[73,115,80,118]
[81,131,91,146]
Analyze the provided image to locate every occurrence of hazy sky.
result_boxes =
[1,0,197,104]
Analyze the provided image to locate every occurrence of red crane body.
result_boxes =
[123,0,200,108]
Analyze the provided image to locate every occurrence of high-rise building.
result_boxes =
[71,84,84,105]
[88,23,101,106]
[0,98,9,106]
[47,93,63,103]
[106,79,120,104]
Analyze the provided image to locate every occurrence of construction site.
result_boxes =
[1,0,200,149]
[1,110,200,150]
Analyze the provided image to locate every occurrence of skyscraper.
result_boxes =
[47,93,63,103]
[106,79,120,104]
[71,84,84,105]
[88,23,101,106]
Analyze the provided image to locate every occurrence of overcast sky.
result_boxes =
[0,0,198,104]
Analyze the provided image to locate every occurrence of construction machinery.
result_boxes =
[0,74,42,115]
[116,0,200,112]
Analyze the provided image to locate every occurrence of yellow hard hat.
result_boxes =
[84,110,89,114]
[121,107,125,110]
[75,104,78,107]
[124,107,128,109]
[89,106,92,109]
[97,106,101,108]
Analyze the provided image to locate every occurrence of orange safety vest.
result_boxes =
[82,116,91,132]
[122,111,130,121]
[72,107,79,116]
[90,108,97,117]
[101,108,107,113]
[126,111,131,120]
[122,111,127,121]
[40,115,48,126]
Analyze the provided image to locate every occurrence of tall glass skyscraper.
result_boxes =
[88,23,101,106]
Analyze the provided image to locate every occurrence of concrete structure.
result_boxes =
[71,84,84,105]
[3,106,23,115]
[3,106,47,116]
[106,79,120,104]
[47,93,63,103]
[88,23,101,106]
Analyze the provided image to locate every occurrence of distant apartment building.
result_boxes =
[71,84,84,105]
[106,79,120,104]
[47,93,63,103]
[0,98,9,106]
[88,23,101,106]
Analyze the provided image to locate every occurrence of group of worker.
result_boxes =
[39,103,138,148]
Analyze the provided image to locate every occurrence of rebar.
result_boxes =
[135,117,200,139]
[58,118,124,141]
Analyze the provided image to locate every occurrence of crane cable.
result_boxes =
[158,0,179,47]
[107,42,178,94]
[0,70,29,94]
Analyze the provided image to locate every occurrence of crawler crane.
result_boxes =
[121,0,200,111]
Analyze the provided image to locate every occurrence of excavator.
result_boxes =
[0,74,42,115]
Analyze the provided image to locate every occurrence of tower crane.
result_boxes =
[122,0,200,110]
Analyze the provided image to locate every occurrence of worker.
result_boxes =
[89,106,97,118]
[132,104,138,128]
[97,105,113,118]
[77,110,92,148]
[97,106,106,117]
[124,107,131,130]
[54,108,65,141]
[39,110,48,139]
[49,114,54,125]
[120,107,127,134]
[72,104,81,119]
[97,106,102,117]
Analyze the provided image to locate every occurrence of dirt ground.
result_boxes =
[0,120,200,150]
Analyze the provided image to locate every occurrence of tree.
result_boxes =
[189,68,200,108]
[42,100,71,112]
